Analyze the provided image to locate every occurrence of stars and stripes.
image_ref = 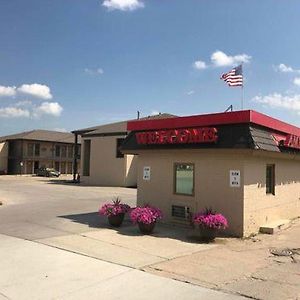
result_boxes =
[220,64,243,87]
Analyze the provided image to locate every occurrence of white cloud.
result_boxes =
[0,86,16,97]
[187,90,195,95]
[252,93,300,115]
[293,78,300,86]
[276,63,300,73]
[34,102,63,117]
[211,50,251,67]
[193,60,207,70]
[84,68,104,75]
[102,0,144,11]
[0,107,30,118]
[17,83,52,100]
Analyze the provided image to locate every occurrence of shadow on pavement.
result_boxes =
[44,179,81,185]
[58,211,217,244]
[58,212,102,228]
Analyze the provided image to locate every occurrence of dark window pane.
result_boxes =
[34,144,40,156]
[116,138,125,158]
[27,143,34,156]
[83,140,91,176]
[61,146,66,158]
[55,145,60,157]
[266,164,275,195]
[68,146,73,158]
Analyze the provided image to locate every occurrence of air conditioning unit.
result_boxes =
[171,205,191,220]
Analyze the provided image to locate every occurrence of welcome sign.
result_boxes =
[135,127,218,145]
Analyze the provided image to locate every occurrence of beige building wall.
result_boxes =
[81,136,137,187]
[0,142,8,173]
[125,155,138,187]
[136,149,245,237]
[243,152,300,236]
[21,141,76,174]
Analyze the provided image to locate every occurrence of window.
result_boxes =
[83,140,91,176]
[55,145,60,157]
[34,144,40,156]
[266,164,275,195]
[68,146,73,158]
[116,138,125,158]
[174,163,194,195]
[27,143,34,156]
[61,146,67,158]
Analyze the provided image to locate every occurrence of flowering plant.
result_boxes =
[99,198,131,217]
[193,208,228,230]
[130,205,163,225]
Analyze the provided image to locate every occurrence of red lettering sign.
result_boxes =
[135,127,218,145]
[283,134,300,150]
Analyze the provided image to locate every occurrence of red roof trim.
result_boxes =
[127,110,300,136]
[250,111,300,136]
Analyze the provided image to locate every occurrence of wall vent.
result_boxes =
[171,205,190,219]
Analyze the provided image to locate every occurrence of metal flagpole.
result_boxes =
[241,85,244,110]
[241,64,244,110]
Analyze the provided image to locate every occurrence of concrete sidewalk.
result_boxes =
[0,234,245,300]
[37,220,217,268]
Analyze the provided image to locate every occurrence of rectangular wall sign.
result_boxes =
[143,166,151,181]
[230,170,240,187]
[135,127,218,145]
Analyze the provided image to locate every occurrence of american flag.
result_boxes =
[220,64,243,87]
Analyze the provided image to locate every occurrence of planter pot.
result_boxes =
[138,222,156,234]
[199,226,217,242]
[108,213,125,227]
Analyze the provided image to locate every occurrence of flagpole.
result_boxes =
[241,85,244,110]
[241,63,244,110]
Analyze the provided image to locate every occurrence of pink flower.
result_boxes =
[193,211,228,230]
[99,198,131,217]
[130,205,163,225]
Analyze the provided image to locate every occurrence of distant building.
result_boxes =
[73,113,175,187]
[0,130,80,175]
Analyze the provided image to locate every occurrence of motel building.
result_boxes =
[73,113,175,187]
[121,110,300,237]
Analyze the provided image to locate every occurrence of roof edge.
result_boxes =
[127,110,300,137]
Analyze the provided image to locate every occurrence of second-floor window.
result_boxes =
[55,145,60,157]
[68,146,73,158]
[27,143,34,156]
[34,144,40,156]
[61,146,67,158]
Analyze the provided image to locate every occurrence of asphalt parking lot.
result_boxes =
[0,175,242,300]
[0,175,137,240]
[0,175,299,300]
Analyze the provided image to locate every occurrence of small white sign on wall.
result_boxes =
[230,170,240,187]
[143,166,151,181]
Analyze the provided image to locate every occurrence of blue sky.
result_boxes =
[1,0,300,135]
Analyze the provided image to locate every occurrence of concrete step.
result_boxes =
[260,219,291,234]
